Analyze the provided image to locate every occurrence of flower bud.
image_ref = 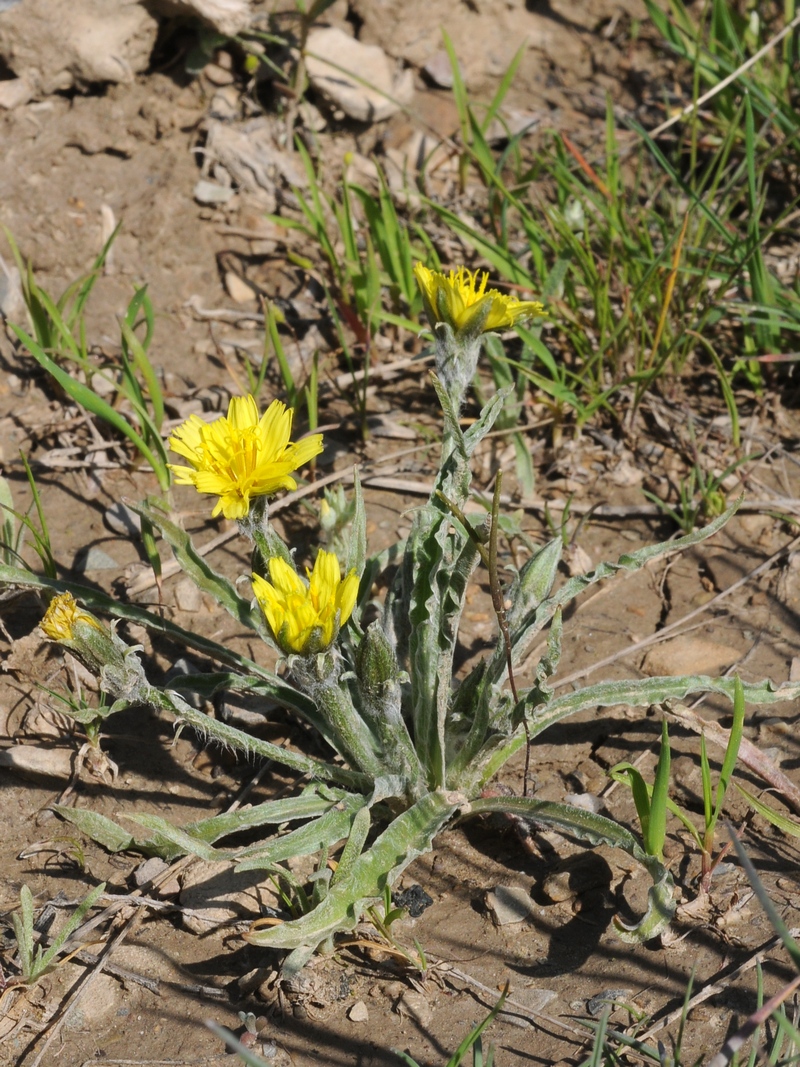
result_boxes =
[40,593,148,705]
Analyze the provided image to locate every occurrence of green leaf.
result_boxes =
[245,790,460,951]
[710,675,745,833]
[37,881,106,975]
[131,498,269,639]
[736,784,800,840]
[52,806,137,853]
[648,720,671,860]
[123,814,231,862]
[187,786,348,845]
[235,796,368,871]
[509,499,741,669]
[522,675,800,745]
[10,323,167,485]
[487,536,562,684]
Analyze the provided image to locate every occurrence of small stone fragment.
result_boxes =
[175,577,203,613]
[155,0,251,36]
[74,545,120,572]
[485,885,535,926]
[423,50,455,88]
[0,76,31,109]
[586,989,631,1017]
[194,179,236,205]
[225,270,255,303]
[133,856,169,887]
[0,745,73,780]
[642,635,740,677]
[348,1000,369,1022]
[203,60,234,85]
[305,28,413,122]
[563,792,604,814]
[104,502,142,538]
[395,989,432,1027]
[179,860,277,934]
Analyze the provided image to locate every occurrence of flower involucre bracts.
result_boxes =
[253,550,359,656]
[413,263,545,338]
[168,395,323,520]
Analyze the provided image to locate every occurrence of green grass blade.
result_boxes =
[11,323,165,478]
[710,675,745,833]
[648,720,671,860]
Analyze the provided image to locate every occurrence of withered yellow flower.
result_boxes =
[169,396,323,521]
[252,550,359,656]
[40,592,102,642]
[413,262,545,336]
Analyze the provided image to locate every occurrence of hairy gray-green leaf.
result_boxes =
[509,500,739,669]
[132,499,269,640]
[245,790,461,951]
[235,795,368,872]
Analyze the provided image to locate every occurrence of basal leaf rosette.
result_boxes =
[168,395,323,521]
[253,550,359,656]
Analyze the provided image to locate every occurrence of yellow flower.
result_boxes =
[40,592,102,642]
[414,262,545,336]
[168,396,324,520]
[252,550,359,656]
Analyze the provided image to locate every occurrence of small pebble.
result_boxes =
[105,502,142,538]
[134,857,168,887]
[74,545,120,572]
[586,989,631,1017]
[175,577,203,613]
[203,61,235,85]
[194,179,235,205]
[423,50,456,88]
[348,1000,369,1023]
[485,885,535,926]
[225,270,255,303]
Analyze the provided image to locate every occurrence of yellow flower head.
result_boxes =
[41,592,101,642]
[252,550,359,656]
[414,262,545,337]
[168,396,324,521]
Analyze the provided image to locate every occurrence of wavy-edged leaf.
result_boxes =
[509,500,739,669]
[53,806,138,854]
[469,795,675,942]
[399,384,508,786]
[147,685,373,792]
[487,536,562,683]
[235,794,368,872]
[124,814,231,862]
[187,785,349,845]
[523,675,800,744]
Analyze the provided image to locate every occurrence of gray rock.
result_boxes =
[0,0,158,96]
[194,179,236,205]
[179,860,278,934]
[423,50,455,88]
[305,28,413,123]
[486,885,535,926]
[74,545,120,572]
[104,502,142,538]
